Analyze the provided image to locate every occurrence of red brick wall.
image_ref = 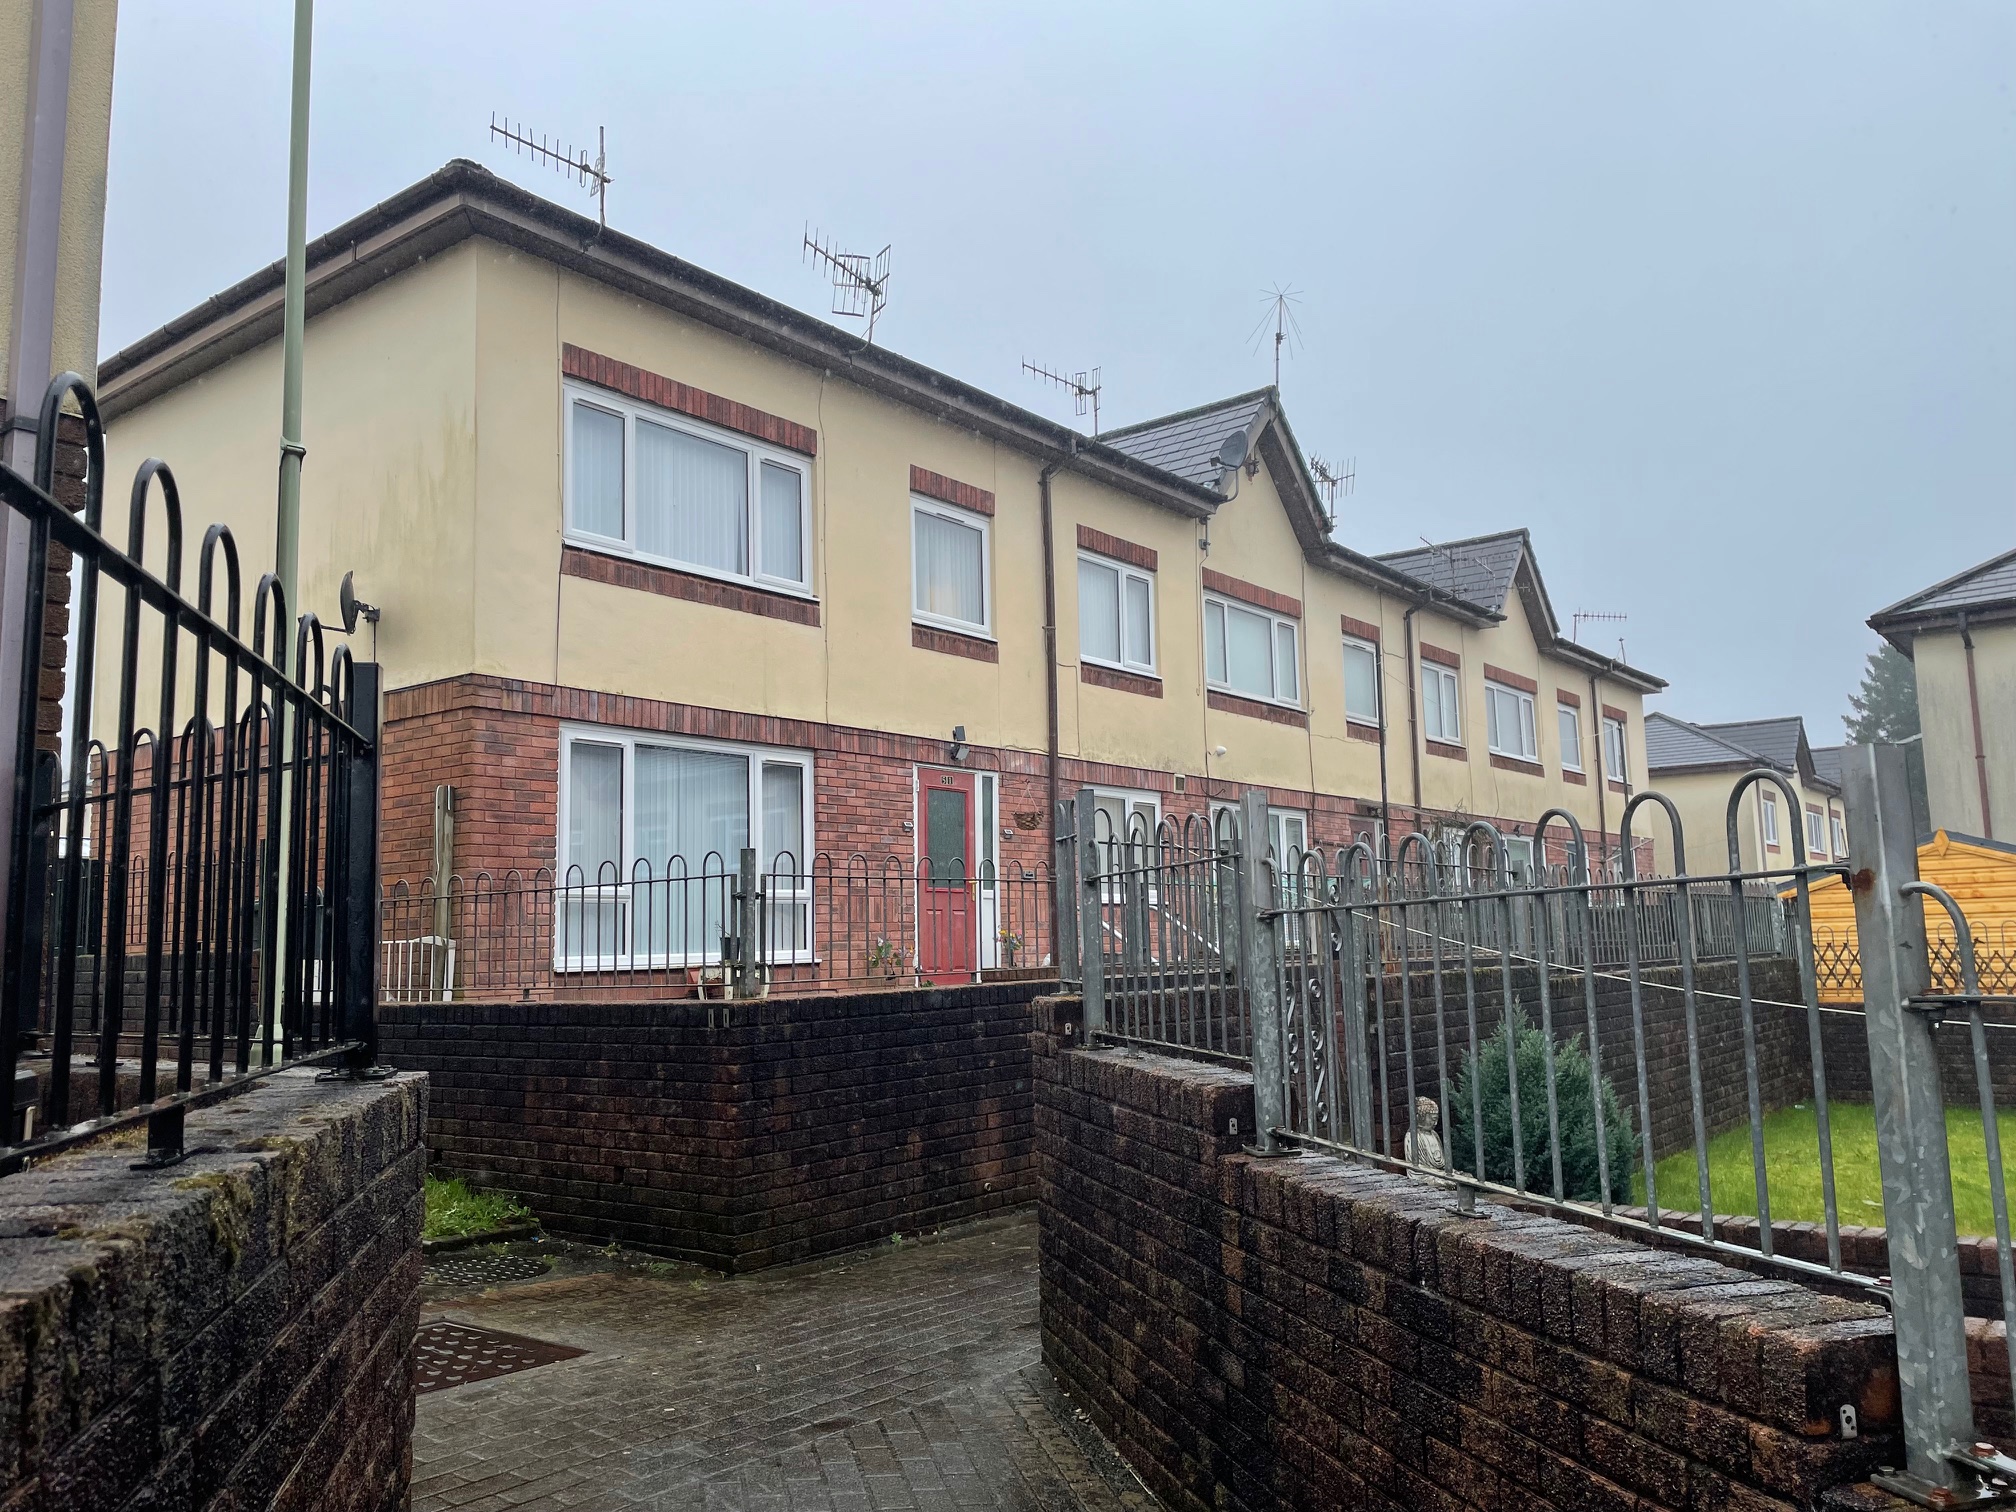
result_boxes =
[1032,1001,1904,1511]
[379,673,1650,886]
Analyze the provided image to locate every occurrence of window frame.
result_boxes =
[1421,661,1462,744]
[555,723,816,968]
[1761,792,1781,847]
[1484,680,1538,761]
[562,381,814,596]
[1602,715,1628,781]
[1805,806,1826,856]
[1831,811,1848,858]
[1202,593,1301,707]
[1077,550,1157,674]
[910,495,994,637]
[1557,701,1583,773]
[1341,635,1380,724]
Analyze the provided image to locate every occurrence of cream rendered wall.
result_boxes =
[97,247,482,737]
[1639,769,1842,878]
[1914,623,2016,841]
[0,0,118,395]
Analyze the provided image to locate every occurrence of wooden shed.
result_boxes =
[1804,830,2016,1002]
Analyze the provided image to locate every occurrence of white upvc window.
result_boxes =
[912,497,991,635]
[1602,715,1628,781]
[1557,703,1583,772]
[1831,811,1848,858]
[1805,807,1826,855]
[1504,834,1536,885]
[1203,595,1299,705]
[1090,788,1161,850]
[1761,792,1781,847]
[564,383,811,593]
[1421,662,1461,743]
[1342,636,1380,723]
[1078,553,1155,673]
[1208,802,1307,865]
[1485,681,1538,761]
[557,726,814,967]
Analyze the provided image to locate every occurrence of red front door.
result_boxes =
[918,769,976,982]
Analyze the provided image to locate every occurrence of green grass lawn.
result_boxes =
[421,1174,532,1242]
[1644,1101,2016,1240]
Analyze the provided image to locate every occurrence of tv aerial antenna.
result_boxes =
[803,226,891,343]
[1250,283,1304,388]
[1308,454,1355,524]
[1022,360,1102,436]
[1572,609,1629,662]
[490,114,610,228]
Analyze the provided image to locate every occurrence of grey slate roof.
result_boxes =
[1374,530,1529,615]
[1810,744,1845,787]
[1699,717,1806,773]
[1871,546,2016,623]
[1644,713,1764,773]
[1099,391,1272,490]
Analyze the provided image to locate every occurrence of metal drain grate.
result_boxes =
[423,1252,553,1289]
[413,1320,585,1393]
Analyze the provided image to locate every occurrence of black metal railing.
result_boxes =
[378,852,1056,1000]
[0,373,380,1171]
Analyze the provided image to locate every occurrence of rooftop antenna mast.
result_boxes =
[491,114,611,228]
[803,226,891,343]
[1308,453,1355,526]
[1572,609,1629,661]
[1022,360,1102,436]
[1250,282,1304,388]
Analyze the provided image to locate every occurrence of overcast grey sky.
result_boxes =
[99,3,2015,738]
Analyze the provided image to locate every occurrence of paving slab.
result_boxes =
[413,1211,1157,1512]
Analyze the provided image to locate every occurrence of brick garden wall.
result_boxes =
[381,980,1045,1271]
[1032,1001,1906,1510]
[0,1067,425,1512]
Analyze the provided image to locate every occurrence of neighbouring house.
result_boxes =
[1868,547,2016,844]
[95,160,1664,989]
[1642,713,1846,877]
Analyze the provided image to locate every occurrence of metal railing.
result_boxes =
[1061,761,2016,1503]
[379,851,1056,1000]
[0,373,381,1172]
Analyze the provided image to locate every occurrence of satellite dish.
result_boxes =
[1215,431,1250,472]
[338,571,378,634]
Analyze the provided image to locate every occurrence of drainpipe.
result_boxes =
[1403,605,1422,835]
[1375,618,1393,862]
[1589,671,1608,877]
[1040,439,1078,853]
[1960,612,1995,839]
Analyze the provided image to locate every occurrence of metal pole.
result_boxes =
[276,0,313,607]
[732,846,759,999]
[1844,742,1975,1496]
[1239,788,1285,1154]
[1076,787,1104,1035]
[0,0,75,955]
[343,662,380,1062]
[1052,797,1078,987]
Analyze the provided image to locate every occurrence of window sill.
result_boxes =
[1081,663,1163,698]
[1345,719,1381,744]
[561,545,820,626]
[913,623,999,663]
[1608,779,1630,795]
[1207,689,1307,728]
[1425,739,1466,762]
[1489,753,1544,777]
[1562,768,1587,786]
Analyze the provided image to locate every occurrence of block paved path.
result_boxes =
[412,1211,1159,1512]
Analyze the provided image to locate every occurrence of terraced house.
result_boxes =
[95,160,1663,983]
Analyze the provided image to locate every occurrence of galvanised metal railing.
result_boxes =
[0,374,381,1172]
[1063,762,2016,1504]
[379,851,1056,999]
